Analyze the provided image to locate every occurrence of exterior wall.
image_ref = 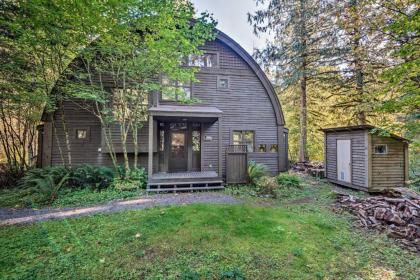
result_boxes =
[370,135,406,190]
[325,130,368,190]
[161,39,281,175]
[48,100,158,172]
[43,37,286,176]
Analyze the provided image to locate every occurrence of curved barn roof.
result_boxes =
[215,29,285,126]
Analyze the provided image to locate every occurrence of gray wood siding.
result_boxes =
[325,130,367,188]
[160,39,280,175]
[50,100,158,172]
[371,135,405,189]
[46,37,285,176]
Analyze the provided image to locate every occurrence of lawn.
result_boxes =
[0,187,145,209]
[1,177,419,280]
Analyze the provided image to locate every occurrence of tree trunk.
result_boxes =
[133,125,138,169]
[298,0,309,163]
[351,0,366,125]
[299,72,309,162]
[59,102,72,167]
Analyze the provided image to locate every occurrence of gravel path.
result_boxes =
[0,192,240,226]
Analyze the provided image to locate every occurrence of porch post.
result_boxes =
[218,116,222,177]
[148,115,153,177]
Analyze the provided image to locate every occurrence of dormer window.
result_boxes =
[185,53,218,68]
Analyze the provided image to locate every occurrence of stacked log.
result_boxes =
[292,162,325,178]
[335,189,420,253]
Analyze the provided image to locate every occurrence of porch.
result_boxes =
[147,171,223,192]
[147,105,223,192]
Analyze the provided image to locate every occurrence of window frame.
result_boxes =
[258,144,267,153]
[373,144,388,155]
[160,74,192,102]
[217,76,230,90]
[269,144,279,153]
[185,52,219,68]
[73,127,90,142]
[232,130,255,152]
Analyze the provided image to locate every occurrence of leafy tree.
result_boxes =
[65,0,216,171]
[249,0,340,162]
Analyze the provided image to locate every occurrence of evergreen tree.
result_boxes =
[249,0,340,162]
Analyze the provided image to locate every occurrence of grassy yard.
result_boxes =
[1,177,419,279]
[0,187,145,209]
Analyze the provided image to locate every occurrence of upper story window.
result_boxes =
[218,76,230,89]
[161,75,191,101]
[185,53,218,68]
[233,130,255,152]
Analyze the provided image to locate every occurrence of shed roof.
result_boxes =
[320,125,410,143]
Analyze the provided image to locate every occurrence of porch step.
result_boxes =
[147,180,224,193]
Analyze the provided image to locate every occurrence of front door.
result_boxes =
[169,123,188,172]
[337,139,351,183]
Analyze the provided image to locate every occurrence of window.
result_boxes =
[258,144,267,152]
[270,144,278,153]
[161,75,191,101]
[76,129,87,139]
[218,77,229,89]
[159,130,165,152]
[374,144,388,154]
[185,53,218,68]
[192,130,201,152]
[233,130,255,152]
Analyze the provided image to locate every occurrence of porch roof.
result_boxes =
[149,105,222,121]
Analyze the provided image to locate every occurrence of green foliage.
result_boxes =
[114,167,148,190]
[256,176,279,198]
[71,164,114,190]
[220,268,245,279]
[276,173,301,188]
[18,167,71,205]
[51,188,144,208]
[0,164,25,189]
[18,166,70,190]
[247,161,267,184]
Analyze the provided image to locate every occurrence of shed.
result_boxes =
[322,125,409,192]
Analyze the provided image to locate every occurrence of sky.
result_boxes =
[192,0,269,55]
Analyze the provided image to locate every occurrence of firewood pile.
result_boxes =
[335,188,420,253]
[292,162,325,178]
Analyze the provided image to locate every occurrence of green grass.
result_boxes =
[0,188,144,209]
[1,203,419,279]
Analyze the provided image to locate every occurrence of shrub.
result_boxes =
[113,167,147,190]
[19,166,70,190]
[276,173,301,188]
[256,176,279,198]
[247,161,267,185]
[0,164,24,189]
[18,166,71,204]
[71,164,114,190]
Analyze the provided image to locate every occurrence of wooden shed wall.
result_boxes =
[325,130,368,190]
[370,135,406,190]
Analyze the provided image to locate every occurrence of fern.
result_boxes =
[247,161,267,185]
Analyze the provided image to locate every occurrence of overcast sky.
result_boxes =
[192,0,269,55]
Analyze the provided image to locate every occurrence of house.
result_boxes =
[37,28,289,191]
[322,125,409,192]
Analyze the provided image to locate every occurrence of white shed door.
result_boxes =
[337,140,351,183]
